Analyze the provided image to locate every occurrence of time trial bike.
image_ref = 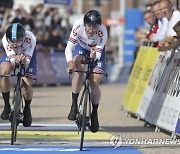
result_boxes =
[72,56,107,150]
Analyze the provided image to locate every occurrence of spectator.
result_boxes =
[0,3,75,53]
[160,0,180,46]
[11,9,26,25]
[143,10,159,43]
[145,3,153,11]
[47,29,61,48]
[34,4,45,31]
[149,0,168,43]
[159,20,180,51]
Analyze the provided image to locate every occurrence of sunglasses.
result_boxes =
[85,23,99,30]
[8,39,23,46]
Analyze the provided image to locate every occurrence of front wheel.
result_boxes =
[80,88,89,151]
[11,87,21,145]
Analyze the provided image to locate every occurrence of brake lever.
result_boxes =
[68,69,73,79]
[104,73,108,82]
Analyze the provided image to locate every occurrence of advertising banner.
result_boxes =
[153,51,180,132]
[50,52,71,84]
[122,46,147,108]
[128,47,159,113]
[137,50,172,123]
[36,52,58,85]
[121,46,156,111]
[44,0,71,5]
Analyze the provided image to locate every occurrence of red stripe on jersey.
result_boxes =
[88,44,96,47]
[93,68,104,73]
[94,48,103,53]
[68,37,76,44]
[25,73,36,79]
[79,39,87,45]
[9,54,16,59]
[25,54,32,60]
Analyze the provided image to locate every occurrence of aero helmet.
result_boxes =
[6,23,25,43]
[84,10,102,27]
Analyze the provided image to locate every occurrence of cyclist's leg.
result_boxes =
[0,55,12,120]
[89,48,106,132]
[72,55,86,93]
[68,44,87,120]
[22,49,37,127]
[89,74,103,133]
[90,74,103,105]
[22,77,33,99]
[22,77,33,127]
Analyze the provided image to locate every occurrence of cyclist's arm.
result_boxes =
[65,41,76,63]
[2,34,16,64]
[65,41,76,73]
[65,20,80,72]
[94,24,108,60]
[23,31,36,66]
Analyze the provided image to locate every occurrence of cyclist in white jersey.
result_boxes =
[0,23,37,127]
[65,10,108,133]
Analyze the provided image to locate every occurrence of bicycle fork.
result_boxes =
[76,82,91,134]
[10,86,24,124]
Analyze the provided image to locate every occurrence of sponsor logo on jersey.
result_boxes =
[98,30,103,37]
[26,38,31,44]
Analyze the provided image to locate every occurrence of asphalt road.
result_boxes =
[0,83,180,154]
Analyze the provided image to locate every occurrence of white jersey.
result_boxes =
[153,17,168,42]
[166,10,180,37]
[2,30,36,65]
[65,18,108,62]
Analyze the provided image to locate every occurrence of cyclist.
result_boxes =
[0,23,37,127]
[65,10,107,133]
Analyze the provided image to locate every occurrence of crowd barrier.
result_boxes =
[35,52,72,85]
[121,44,180,138]
[122,46,159,113]
[0,51,71,86]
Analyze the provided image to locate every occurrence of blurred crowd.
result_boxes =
[0,3,73,53]
[0,0,180,59]
[134,0,180,60]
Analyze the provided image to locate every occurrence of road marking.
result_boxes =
[0,147,79,152]
[0,146,143,154]
[0,123,106,131]
[0,131,111,140]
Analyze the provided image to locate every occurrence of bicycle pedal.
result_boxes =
[87,122,90,129]
[75,119,79,126]
[85,116,90,121]
[17,113,24,123]
[9,111,13,122]
[9,111,24,124]
[75,120,80,129]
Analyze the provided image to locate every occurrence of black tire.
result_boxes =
[11,87,21,145]
[80,89,89,151]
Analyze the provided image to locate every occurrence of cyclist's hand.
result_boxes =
[90,48,96,59]
[20,54,26,64]
[15,55,21,64]
[11,61,16,69]
[67,61,75,74]
[15,54,25,64]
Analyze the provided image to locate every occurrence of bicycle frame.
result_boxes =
[76,79,91,132]
[11,64,25,145]
[75,61,92,151]
[74,56,107,151]
[0,64,25,145]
